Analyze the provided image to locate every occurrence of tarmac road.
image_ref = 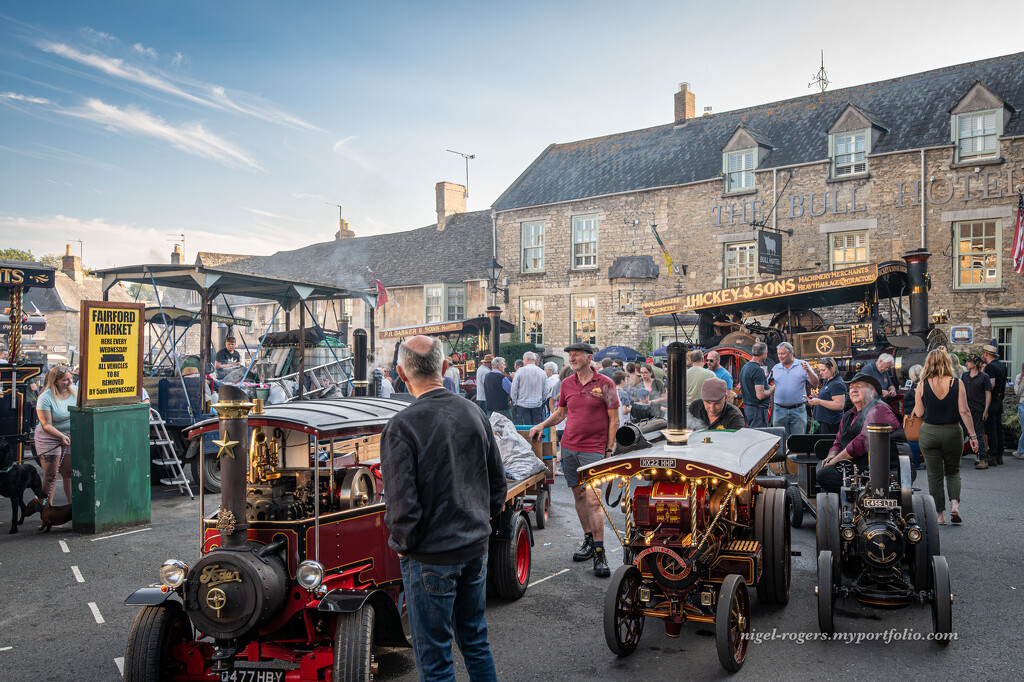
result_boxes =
[2,452,1022,681]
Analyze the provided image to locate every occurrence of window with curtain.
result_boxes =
[955,220,1001,288]
[725,149,755,192]
[521,221,545,272]
[424,285,442,323]
[572,295,597,344]
[955,110,999,160]
[830,231,869,270]
[446,285,466,321]
[521,298,543,344]
[831,130,867,177]
[724,241,757,286]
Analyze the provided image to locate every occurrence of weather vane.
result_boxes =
[808,50,829,93]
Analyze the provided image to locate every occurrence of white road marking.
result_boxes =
[0,646,12,652]
[114,656,124,676]
[88,602,105,624]
[528,568,569,587]
[90,527,151,541]
[59,540,70,553]
[71,566,85,583]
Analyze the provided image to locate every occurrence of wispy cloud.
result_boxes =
[79,27,114,42]
[0,143,124,172]
[63,98,262,170]
[38,40,321,131]
[0,91,52,104]
[132,42,157,59]
[332,136,377,173]
[170,51,185,67]
[243,207,310,222]
[292,192,328,202]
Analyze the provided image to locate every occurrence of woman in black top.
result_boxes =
[960,353,991,469]
[912,349,978,525]
[808,357,846,434]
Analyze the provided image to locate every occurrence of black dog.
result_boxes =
[0,438,45,534]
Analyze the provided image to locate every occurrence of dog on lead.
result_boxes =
[25,497,72,532]
[0,437,45,534]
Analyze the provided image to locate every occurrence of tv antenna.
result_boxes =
[808,50,830,93]
[446,149,475,199]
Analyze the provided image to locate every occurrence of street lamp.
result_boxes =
[485,257,508,304]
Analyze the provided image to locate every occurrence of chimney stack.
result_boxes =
[436,181,466,231]
[335,218,355,240]
[674,82,696,123]
[171,244,183,264]
[61,244,83,281]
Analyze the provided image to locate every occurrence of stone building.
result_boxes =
[492,52,1024,370]
[202,181,497,361]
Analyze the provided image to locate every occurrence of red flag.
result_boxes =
[1012,190,1024,275]
[374,278,389,309]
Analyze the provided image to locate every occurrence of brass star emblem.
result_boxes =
[213,438,239,460]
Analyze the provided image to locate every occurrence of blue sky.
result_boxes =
[2,0,1023,268]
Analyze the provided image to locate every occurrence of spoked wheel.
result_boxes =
[931,556,953,646]
[492,513,531,599]
[755,488,792,604]
[816,550,836,637]
[787,484,805,529]
[123,602,192,682]
[604,565,646,657]
[534,486,549,529]
[333,606,376,682]
[815,492,841,579]
[716,574,751,672]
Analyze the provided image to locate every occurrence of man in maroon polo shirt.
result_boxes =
[530,342,619,577]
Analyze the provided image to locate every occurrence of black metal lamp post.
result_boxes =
[485,258,508,357]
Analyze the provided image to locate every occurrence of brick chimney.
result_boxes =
[171,244,183,264]
[436,181,466,231]
[674,82,696,123]
[335,218,355,240]
[61,244,82,281]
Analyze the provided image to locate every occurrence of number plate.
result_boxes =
[220,668,287,682]
[862,498,897,509]
[640,458,677,469]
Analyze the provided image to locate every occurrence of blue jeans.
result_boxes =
[744,405,769,428]
[1018,404,1024,454]
[399,554,497,682]
[772,404,807,445]
[515,405,545,426]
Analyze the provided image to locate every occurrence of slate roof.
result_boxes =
[199,209,494,290]
[15,272,133,313]
[608,255,659,279]
[494,52,1024,211]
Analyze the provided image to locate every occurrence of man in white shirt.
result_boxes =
[475,355,493,411]
[510,352,548,425]
[544,362,559,417]
[380,367,394,398]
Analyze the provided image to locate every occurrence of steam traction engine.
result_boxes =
[815,424,953,642]
[580,343,791,672]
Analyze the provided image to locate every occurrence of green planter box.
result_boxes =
[70,403,151,534]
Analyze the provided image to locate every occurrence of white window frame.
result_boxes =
[829,129,868,178]
[724,149,755,192]
[445,284,466,321]
[829,231,869,270]
[571,294,597,344]
[424,284,443,323]
[521,297,544,345]
[953,109,1001,162]
[521,220,545,273]
[572,214,599,269]
[723,241,757,286]
[954,219,1001,289]
[618,290,635,313]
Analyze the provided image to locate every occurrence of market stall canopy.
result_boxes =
[642,262,909,317]
[96,263,375,308]
[145,306,252,328]
[380,316,515,340]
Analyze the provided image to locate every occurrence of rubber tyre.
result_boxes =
[911,493,931,592]
[757,485,794,602]
[921,494,941,558]
[534,487,549,530]
[716,574,750,672]
[123,602,191,682]
[333,606,375,682]
[930,556,953,646]
[787,484,805,529]
[815,492,841,579]
[190,450,222,494]
[817,550,835,637]
[492,514,531,600]
[604,565,645,657]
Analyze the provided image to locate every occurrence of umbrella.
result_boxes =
[593,345,644,362]
[651,346,667,357]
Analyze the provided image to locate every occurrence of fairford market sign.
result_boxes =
[710,168,1020,227]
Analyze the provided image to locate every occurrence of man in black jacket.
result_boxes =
[689,378,746,430]
[981,344,1007,465]
[381,335,506,682]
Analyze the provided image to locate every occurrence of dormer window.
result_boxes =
[954,110,999,160]
[831,130,868,177]
[725,149,755,192]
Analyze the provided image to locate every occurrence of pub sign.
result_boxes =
[757,229,782,275]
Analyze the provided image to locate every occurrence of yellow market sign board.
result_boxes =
[79,301,145,407]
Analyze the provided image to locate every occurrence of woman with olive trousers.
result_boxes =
[912,349,978,525]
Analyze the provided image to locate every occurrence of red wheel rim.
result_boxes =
[729,583,750,666]
[515,526,530,584]
[616,572,644,649]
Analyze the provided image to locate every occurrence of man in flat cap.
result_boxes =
[689,377,746,430]
[529,342,618,577]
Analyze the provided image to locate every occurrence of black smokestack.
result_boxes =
[866,423,892,496]
[666,341,687,433]
[902,250,931,340]
[353,329,368,396]
[214,385,253,547]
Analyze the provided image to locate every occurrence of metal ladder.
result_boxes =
[150,408,193,498]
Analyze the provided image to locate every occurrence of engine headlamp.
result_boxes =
[907,527,922,543]
[159,559,189,588]
[296,560,325,591]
